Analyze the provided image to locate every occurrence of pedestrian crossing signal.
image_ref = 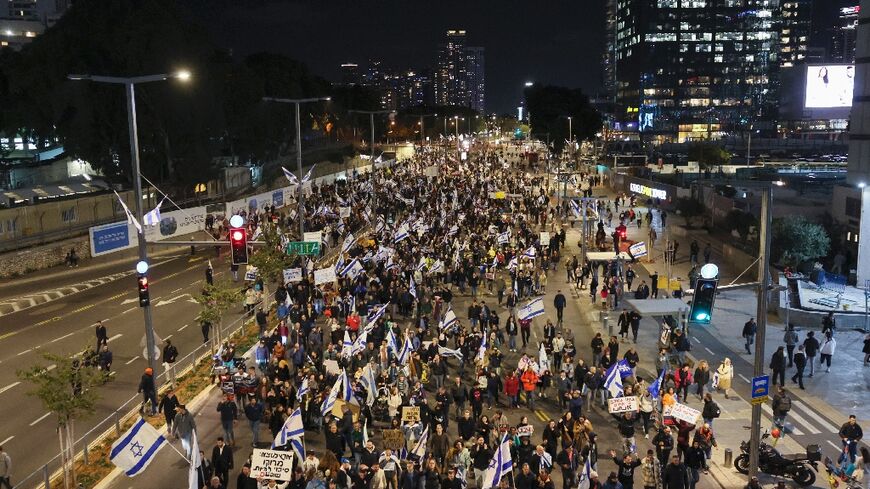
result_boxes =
[137,275,150,307]
[230,227,248,265]
[689,277,717,324]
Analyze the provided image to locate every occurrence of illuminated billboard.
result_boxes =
[805,65,855,108]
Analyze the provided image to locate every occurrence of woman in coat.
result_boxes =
[693,361,711,400]
[820,333,837,372]
[715,358,733,399]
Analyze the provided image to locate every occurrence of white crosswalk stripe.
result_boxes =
[0,270,132,318]
[792,401,838,433]
[761,404,805,435]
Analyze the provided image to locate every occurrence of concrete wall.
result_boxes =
[0,234,90,278]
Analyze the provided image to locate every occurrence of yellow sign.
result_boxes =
[402,406,421,422]
[750,396,769,405]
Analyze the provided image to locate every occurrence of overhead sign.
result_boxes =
[751,375,770,404]
[314,267,337,286]
[250,449,294,481]
[665,402,701,424]
[629,182,667,200]
[282,268,302,284]
[608,396,639,414]
[286,241,321,256]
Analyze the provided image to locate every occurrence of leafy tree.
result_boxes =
[523,84,602,152]
[771,215,831,267]
[194,279,242,351]
[725,209,758,244]
[17,352,108,489]
[688,143,731,170]
[674,197,706,228]
[247,223,299,285]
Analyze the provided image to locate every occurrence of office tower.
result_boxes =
[466,46,486,112]
[435,30,469,107]
[780,0,814,67]
[830,5,859,63]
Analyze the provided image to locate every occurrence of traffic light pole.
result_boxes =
[125,82,159,383]
[749,186,773,479]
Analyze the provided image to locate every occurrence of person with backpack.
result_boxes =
[742,318,757,355]
[701,394,721,427]
[783,324,799,368]
[771,386,792,428]
[769,346,787,386]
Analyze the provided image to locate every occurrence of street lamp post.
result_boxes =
[68,71,191,384]
[349,109,395,172]
[263,96,331,238]
[417,113,437,149]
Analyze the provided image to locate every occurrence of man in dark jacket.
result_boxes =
[216,394,238,446]
[652,427,674,467]
[803,332,820,377]
[235,465,257,489]
[470,437,492,489]
[138,368,157,415]
[742,318,757,355]
[769,346,786,386]
[162,339,178,386]
[554,291,567,325]
[211,437,233,484]
[244,396,264,447]
[516,464,537,489]
[791,345,807,389]
[610,450,642,489]
[557,445,580,489]
[158,388,180,432]
[458,410,476,441]
[451,377,468,420]
[662,455,690,489]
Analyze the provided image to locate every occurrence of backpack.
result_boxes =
[712,403,721,418]
[779,395,792,412]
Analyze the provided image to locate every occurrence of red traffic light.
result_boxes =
[231,230,245,241]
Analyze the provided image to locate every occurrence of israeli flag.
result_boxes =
[476,333,488,363]
[497,231,510,245]
[397,335,413,365]
[604,361,624,398]
[385,256,397,271]
[142,198,164,227]
[301,164,316,184]
[336,193,348,206]
[439,307,459,331]
[341,330,354,359]
[410,425,429,460]
[540,451,553,470]
[507,256,519,270]
[518,298,546,321]
[113,190,142,235]
[272,407,305,448]
[458,466,468,489]
[447,225,459,236]
[360,363,378,406]
[387,329,399,355]
[187,431,200,489]
[482,440,514,489]
[340,259,365,281]
[367,303,389,324]
[537,343,550,373]
[351,330,368,356]
[362,418,370,445]
[616,359,634,379]
[522,246,536,259]
[376,217,386,234]
[429,260,445,274]
[296,377,309,401]
[281,166,299,185]
[290,437,306,461]
[394,225,410,243]
[570,199,582,218]
[340,369,354,401]
[320,374,342,416]
[409,275,417,299]
[577,456,593,489]
[109,418,167,477]
[342,233,356,254]
[438,345,464,360]
[648,366,667,399]
[416,256,428,272]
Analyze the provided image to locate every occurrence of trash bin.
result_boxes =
[724,448,732,468]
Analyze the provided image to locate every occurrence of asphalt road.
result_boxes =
[0,248,249,484]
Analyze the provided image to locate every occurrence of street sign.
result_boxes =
[286,241,320,256]
[751,374,769,404]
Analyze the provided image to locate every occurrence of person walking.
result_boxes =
[742,318,757,355]
[783,324,799,368]
[172,404,197,458]
[0,446,11,489]
[216,394,238,446]
[804,331,820,377]
[863,333,870,366]
[820,332,837,373]
[769,346,786,386]
[95,320,108,351]
[162,339,178,387]
[662,455,690,489]
[791,345,807,389]
[137,367,158,415]
[839,415,864,463]
[554,290,566,325]
[714,358,733,399]
[158,388,180,432]
[771,386,792,428]
[211,437,234,484]
[693,361,710,400]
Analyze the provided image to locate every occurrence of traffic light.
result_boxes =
[137,275,150,307]
[689,277,718,324]
[616,224,627,240]
[230,227,248,265]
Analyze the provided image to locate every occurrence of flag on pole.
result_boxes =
[301,164,316,184]
[187,431,200,489]
[362,418,370,445]
[476,333,488,363]
[340,369,354,402]
[447,225,459,236]
[296,377,309,401]
[387,329,399,355]
[397,335,413,365]
[457,466,468,489]
[281,166,299,185]
[112,191,142,235]
[416,256,428,272]
[648,366,667,399]
[438,345,464,360]
[342,233,356,254]
[410,425,429,460]
[360,363,378,406]
[540,451,553,470]
[521,246,537,259]
[439,307,458,331]
[341,330,354,359]
[604,361,624,398]
[537,342,550,373]
[507,256,519,270]
[497,231,510,245]
[482,440,514,489]
[109,418,167,477]
[367,303,389,324]
[351,330,368,356]
[321,375,342,416]
[409,275,417,299]
[142,198,164,227]
[518,298,546,321]
[273,407,305,448]
[429,259,444,274]
[394,225,410,243]
[570,199,582,219]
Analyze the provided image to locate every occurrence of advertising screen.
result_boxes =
[805,65,855,108]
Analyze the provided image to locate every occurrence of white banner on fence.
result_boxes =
[143,206,207,243]
[283,268,303,283]
[664,402,701,424]
[314,267,337,285]
[608,396,639,414]
[250,449,294,481]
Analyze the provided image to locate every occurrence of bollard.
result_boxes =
[43,463,50,488]
[601,312,610,334]
[723,448,733,468]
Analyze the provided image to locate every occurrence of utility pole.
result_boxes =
[417,113,437,149]
[749,186,773,478]
[349,109,394,170]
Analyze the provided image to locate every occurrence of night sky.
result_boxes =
[192,0,606,115]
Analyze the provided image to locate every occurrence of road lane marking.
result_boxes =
[171,287,183,294]
[793,401,838,432]
[738,374,750,383]
[704,347,714,355]
[122,307,137,314]
[17,349,31,356]
[0,436,13,446]
[71,304,95,314]
[30,412,52,426]
[125,356,140,365]
[107,334,123,343]
[178,324,188,332]
[0,382,20,394]
[164,335,172,340]
[784,408,822,435]
[51,332,75,343]
[827,440,841,451]
[692,336,701,343]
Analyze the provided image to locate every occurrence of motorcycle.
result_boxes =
[734,432,820,486]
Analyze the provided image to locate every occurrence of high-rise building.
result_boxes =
[0,0,70,50]
[466,46,486,112]
[435,30,469,107]
[830,5,859,63]
[608,0,780,142]
[780,0,814,67]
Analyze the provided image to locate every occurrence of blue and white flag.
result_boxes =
[360,363,378,406]
[447,225,459,236]
[290,437,306,461]
[385,256,397,271]
[394,225,410,243]
[507,256,519,270]
[570,199,582,219]
[397,335,413,365]
[273,407,305,448]
[387,329,399,355]
[476,332,488,363]
[522,246,536,259]
[540,451,553,470]
[416,256,428,272]
[367,303,389,324]
[112,190,142,235]
[340,259,365,281]
[604,361,624,398]
[351,330,368,356]
[410,425,429,460]
[439,307,458,331]
[482,440,514,489]
[648,366,667,399]
[457,466,468,489]
[537,342,550,373]
[409,275,417,299]
[340,369,354,402]
[336,193,348,206]
[281,166,299,185]
[187,431,200,489]
[301,164,316,184]
[577,457,593,489]
[429,259,445,274]
[142,198,164,227]
[341,330,354,359]
[615,359,634,379]
[109,418,167,477]
[376,217,386,234]
[321,374,343,416]
[497,231,510,245]
[296,377,309,401]
[518,298,546,321]
[342,233,356,254]
[438,345,464,360]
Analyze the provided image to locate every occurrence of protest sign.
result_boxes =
[540,232,551,247]
[303,231,322,243]
[339,207,351,218]
[283,268,303,284]
[667,402,701,424]
[402,406,421,422]
[314,267,337,285]
[608,396,639,414]
[382,429,405,449]
[517,425,534,437]
[244,266,259,281]
[250,449,294,481]
[323,359,340,375]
